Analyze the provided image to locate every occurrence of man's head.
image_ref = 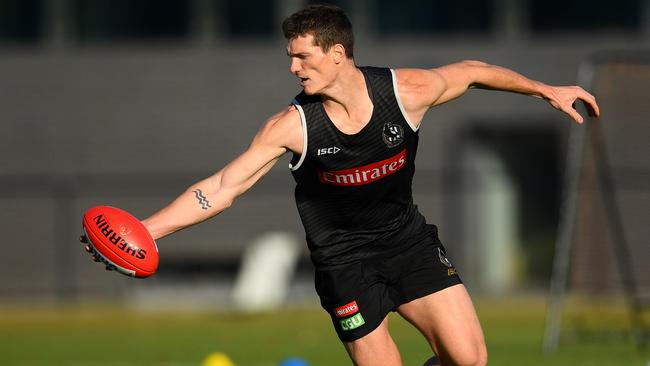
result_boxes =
[282,4,354,59]
[282,5,355,95]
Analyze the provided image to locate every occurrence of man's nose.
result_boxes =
[289,58,301,74]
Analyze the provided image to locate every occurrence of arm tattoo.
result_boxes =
[192,189,212,210]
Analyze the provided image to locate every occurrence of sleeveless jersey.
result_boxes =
[290,66,429,268]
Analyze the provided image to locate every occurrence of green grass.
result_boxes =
[0,297,648,366]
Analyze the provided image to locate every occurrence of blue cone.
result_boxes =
[278,357,309,366]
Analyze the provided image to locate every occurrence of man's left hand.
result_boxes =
[543,85,600,124]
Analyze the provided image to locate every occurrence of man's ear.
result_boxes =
[332,43,346,64]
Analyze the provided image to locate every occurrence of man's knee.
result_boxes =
[439,339,487,366]
[465,341,488,366]
[470,341,488,366]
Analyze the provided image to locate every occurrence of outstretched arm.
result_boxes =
[395,60,600,127]
[142,107,303,240]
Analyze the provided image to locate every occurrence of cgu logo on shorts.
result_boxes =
[340,313,365,331]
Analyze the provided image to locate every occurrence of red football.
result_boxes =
[82,206,159,278]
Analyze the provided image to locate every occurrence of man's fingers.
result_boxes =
[572,94,599,119]
[584,98,600,117]
[551,86,600,123]
[571,112,584,124]
[576,88,600,117]
[582,99,598,117]
[84,244,100,262]
[79,235,88,243]
[565,104,584,124]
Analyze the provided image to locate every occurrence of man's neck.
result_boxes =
[319,63,374,133]
[320,64,371,116]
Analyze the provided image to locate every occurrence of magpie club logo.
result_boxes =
[382,122,404,148]
[438,247,453,268]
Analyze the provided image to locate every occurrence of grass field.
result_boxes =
[1,296,648,366]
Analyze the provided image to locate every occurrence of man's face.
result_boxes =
[287,34,337,95]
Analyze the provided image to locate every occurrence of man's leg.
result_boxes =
[397,284,487,366]
[422,355,441,366]
[343,316,403,366]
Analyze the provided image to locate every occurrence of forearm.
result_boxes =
[140,109,298,241]
[142,172,235,240]
[416,60,598,124]
[433,61,552,106]
[467,61,549,98]
[462,60,600,123]
[142,145,283,240]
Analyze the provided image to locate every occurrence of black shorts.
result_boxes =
[314,226,462,342]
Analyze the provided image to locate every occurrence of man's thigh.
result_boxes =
[343,317,402,366]
[397,284,487,365]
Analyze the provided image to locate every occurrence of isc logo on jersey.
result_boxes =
[317,146,340,156]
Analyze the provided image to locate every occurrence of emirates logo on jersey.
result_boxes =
[318,149,406,186]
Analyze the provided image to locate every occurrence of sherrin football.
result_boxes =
[82,206,159,278]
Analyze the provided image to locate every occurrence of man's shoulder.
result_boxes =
[292,90,320,107]
[268,105,302,128]
[255,106,303,155]
[393,67,438,80]
[359,65,391,76]
[393,68,445,94]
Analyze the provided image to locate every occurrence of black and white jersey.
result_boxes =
[290,66,430,268]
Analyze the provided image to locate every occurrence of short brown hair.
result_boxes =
[282,4,354,59]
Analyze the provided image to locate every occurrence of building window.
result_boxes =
[306,0,349,8]
[530,0,641,32]
[374,0,494,35]
[221,0,277,38]
[0,0,44,43]
[72,0,190,41]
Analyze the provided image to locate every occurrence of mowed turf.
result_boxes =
[0,297,647,366]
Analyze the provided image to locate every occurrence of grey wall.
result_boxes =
[1,32,647,300]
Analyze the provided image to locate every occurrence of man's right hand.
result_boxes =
[79,234,114,271]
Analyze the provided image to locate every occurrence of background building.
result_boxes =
[0,0,648,305]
